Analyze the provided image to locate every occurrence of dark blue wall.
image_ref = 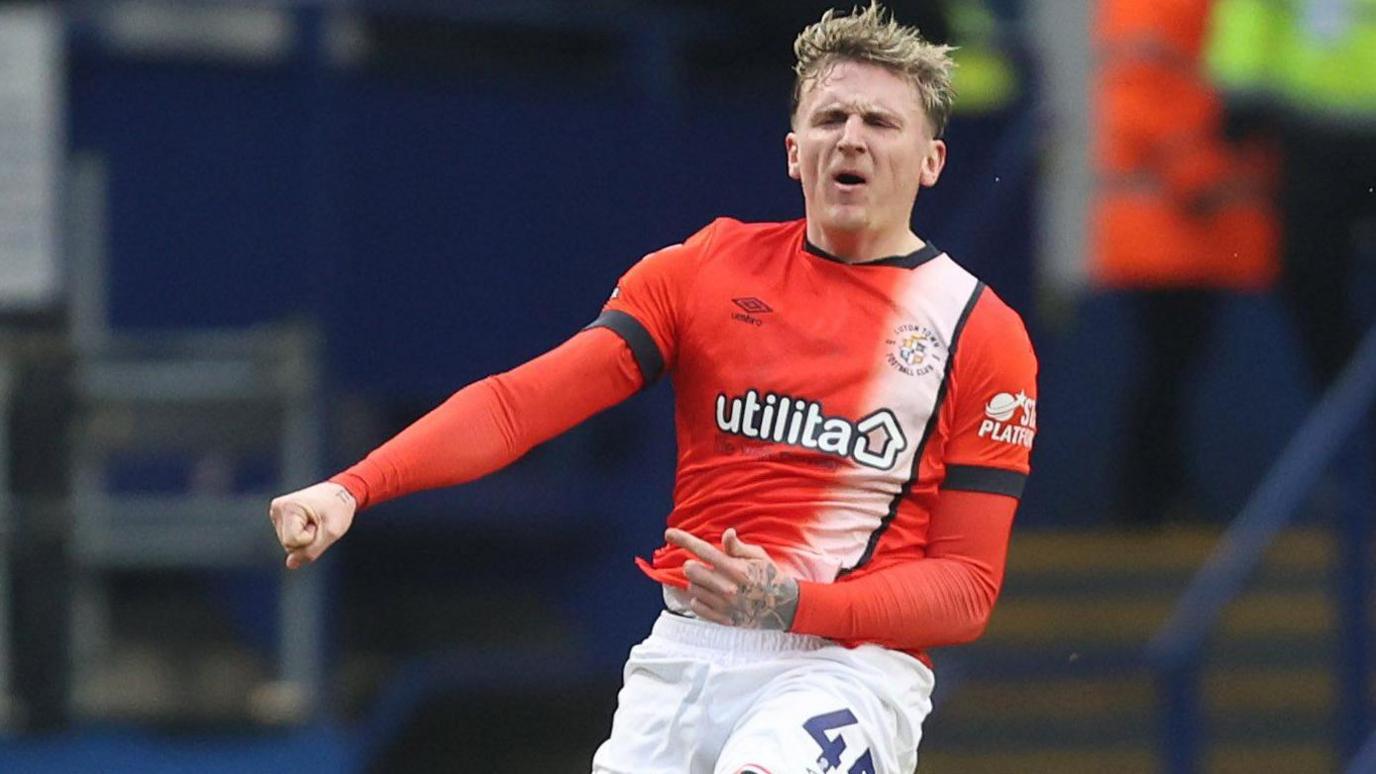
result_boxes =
[70,56,1033,393]
[69,44,1312,527]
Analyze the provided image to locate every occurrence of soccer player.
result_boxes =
[268,4,1037,772]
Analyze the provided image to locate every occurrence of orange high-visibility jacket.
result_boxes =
[1092,0,1278,290]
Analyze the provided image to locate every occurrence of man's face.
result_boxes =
[786,60,946,242]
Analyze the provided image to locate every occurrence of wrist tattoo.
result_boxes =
[731,563,799,631]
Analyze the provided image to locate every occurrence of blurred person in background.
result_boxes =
[268,3,1038,772]
[1093,0,1280,526]
[1205,0,1376,390]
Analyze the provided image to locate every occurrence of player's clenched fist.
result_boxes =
[268,481,357,570]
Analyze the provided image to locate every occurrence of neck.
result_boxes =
[806,224,924,264]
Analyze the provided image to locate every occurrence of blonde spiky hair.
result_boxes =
[791,2,957,136]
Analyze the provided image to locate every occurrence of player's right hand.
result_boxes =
[268,481,357,570]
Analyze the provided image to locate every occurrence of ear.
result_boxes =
[785,132,801,181]
[919,138,947,188]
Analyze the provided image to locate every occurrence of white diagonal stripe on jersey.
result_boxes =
[794,253,981,579]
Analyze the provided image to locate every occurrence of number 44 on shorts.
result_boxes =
[803,709,876,774]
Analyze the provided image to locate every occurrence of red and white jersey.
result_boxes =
[590,217,1038,588]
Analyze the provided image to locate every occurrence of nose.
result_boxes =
[837,115,867,154]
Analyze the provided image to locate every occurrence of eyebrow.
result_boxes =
[811,103,903,124]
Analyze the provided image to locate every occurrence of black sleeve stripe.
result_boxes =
[584,310,665,385]
[942,465,1027,498]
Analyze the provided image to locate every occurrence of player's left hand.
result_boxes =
[664,527,799,631]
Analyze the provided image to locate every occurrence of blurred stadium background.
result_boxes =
[0,0,1372,772]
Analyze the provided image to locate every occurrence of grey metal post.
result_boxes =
[67,153,109,355]
[277,326,324,721]
[64,152,111,716]
[0,356,14,725]
[271,6,330,722]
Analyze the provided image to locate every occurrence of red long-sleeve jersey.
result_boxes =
[333,217,1038,666]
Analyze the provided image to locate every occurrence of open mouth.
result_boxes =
[834,172,867,186]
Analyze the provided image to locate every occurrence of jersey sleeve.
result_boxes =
[940,289,1039,498]
[329,326,643,510]
[583,220,717,382]
[791,489,1016,649]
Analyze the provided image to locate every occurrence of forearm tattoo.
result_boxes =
[730,563,799,630]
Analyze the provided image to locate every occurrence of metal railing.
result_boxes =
[1146,324,1376,773]
[1349,726,1376,774]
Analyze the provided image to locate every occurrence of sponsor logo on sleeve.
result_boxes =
[979,390,1036,448]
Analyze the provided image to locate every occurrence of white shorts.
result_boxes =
[590,611,935,774]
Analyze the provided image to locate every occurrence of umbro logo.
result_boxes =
[732,297,772,327]
[733,297,772,314]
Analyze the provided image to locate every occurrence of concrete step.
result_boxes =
[938,668,1338,715]
[1207,666,1335,716]
[915,740,1333,774]
[930,669,1337,747]
[1205,741,1333,774]
[1007,564,1329,596]
[938,673,1152,726]
[919,525,1344,772]
[983,588,1334,647]
[1006,526,1333,578]
[916,744,1155,774]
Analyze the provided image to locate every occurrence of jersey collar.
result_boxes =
[803,237,943,269]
